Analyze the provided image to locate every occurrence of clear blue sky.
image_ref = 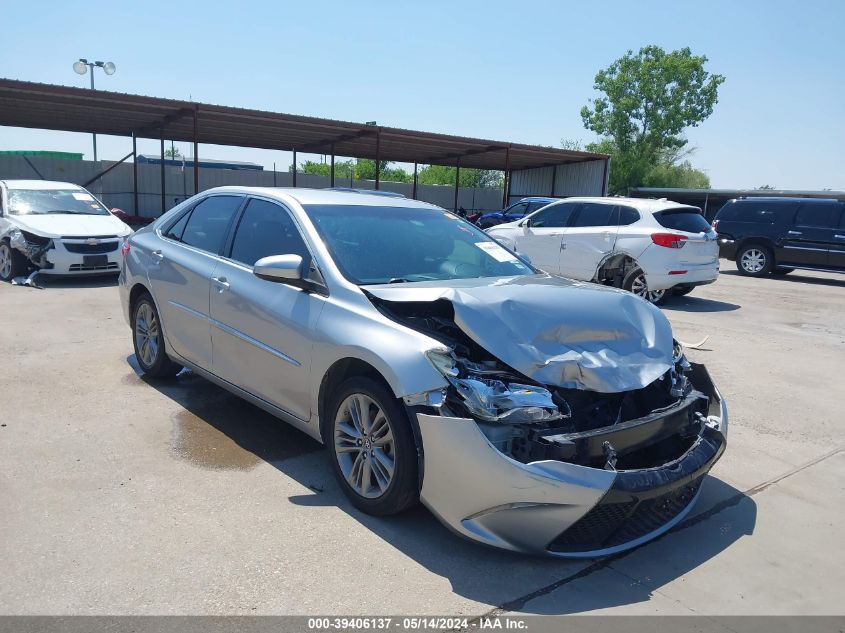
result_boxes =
[1,0,843,190]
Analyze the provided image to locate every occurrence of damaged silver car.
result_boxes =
[119,187,727,557]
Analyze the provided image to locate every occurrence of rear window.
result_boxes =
[654,208,711,233]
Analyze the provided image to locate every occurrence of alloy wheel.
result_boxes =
[630,273,665,304]
[134,303,160,368]
[334,393,396,499]
[0,244,11,279]
[740,248,766,273]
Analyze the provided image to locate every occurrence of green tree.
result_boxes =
[581,45,724,194]
[756,184,776,190]
[418,165,503,188]
[164,147,182,159]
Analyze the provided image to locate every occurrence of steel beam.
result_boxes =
[132,133,138,216]
[193,106,199,194]
[454,156,460,211]
[412,162,418,200]
[292,148,297,187]
[375,130,381,190]
[160,130,166,214]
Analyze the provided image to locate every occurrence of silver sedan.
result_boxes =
[119,187,727,557]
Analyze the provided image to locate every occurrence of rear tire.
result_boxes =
[672,285,695,297]
[324,376,419,516]
[623,267,667,305]
[0,239,27,282]
[736,244,773,277]
[772,267,794,275]
[131,294,183,378]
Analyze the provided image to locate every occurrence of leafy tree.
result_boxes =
[560,139,584,151]
[756,184,776,190]
[581,45,724,194]
[164,147,182,159]
[418,165,503,188]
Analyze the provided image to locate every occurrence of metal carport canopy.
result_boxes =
[0,79,606,171]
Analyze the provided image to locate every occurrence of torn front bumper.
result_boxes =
[416,362,727,557]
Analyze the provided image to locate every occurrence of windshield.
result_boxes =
[304,204,535,284]
[6,188,111,216]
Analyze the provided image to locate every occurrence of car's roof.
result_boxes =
[729,196,841,204]
[202,186,444,209]
[1,179,85,190]
[517,196,557,202]
[549,196,699,213]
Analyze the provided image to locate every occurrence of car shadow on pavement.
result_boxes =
[127,355,757,615]
[36,274,119,289]
[663,296,740,313]
[720,269,845,288]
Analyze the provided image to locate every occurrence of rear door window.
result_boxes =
[179,195,243,254]
[654,207,711,233]
[617,206,640,225]
[795,203,840,229]
[720,201,794,224]
[569,203,618,227]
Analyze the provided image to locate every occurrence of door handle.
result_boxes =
[212,276,230,292]
[835,235,845,240]
[151,250,164,262]
[787,230,802,236]
[602,231,612,240]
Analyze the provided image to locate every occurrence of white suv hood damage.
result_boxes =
[364,274,674,393]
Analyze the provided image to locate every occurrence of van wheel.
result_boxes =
[623,267,667,305]
[772,267,794,275]
[673,285,695,297]
[0,239,27,282]
[325,376,419,516]
[737,244,773,276]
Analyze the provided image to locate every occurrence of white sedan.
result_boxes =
[487,196,719,304]
[0,180,132,281]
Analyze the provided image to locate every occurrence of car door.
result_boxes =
[209,197,327,421]
[781,202,839,267]
[147,194,244,370]
[831,205,845,269]
[559,202,619,280]
[513,202,577,273]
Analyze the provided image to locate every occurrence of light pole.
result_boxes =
[73,59,116,162]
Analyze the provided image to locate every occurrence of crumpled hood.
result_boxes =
[364,274,675,393]
[7,213,130,238]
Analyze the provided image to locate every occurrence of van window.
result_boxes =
[718,201,793,224]
[654,208,711,233]
[795,203,840,229]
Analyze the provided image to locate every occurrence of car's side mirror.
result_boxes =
[253,254,308,288]
[521,218,532,231]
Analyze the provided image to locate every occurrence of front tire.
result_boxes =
[736,244,773,277]
[0,239,27,282]
[132,294,182,378]
[325,376,419,516]
[623,267,667,305]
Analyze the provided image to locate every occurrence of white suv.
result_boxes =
[487,197,719,303]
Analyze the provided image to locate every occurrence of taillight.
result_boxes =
[121,239,131,257]
[651,233,687,249]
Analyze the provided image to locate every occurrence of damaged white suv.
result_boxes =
[120,187,727,557]
[0,180,132,281]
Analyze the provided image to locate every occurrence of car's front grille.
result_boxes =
[63,241,120,254]
[69,262,119,271]
[548,475,704,553]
